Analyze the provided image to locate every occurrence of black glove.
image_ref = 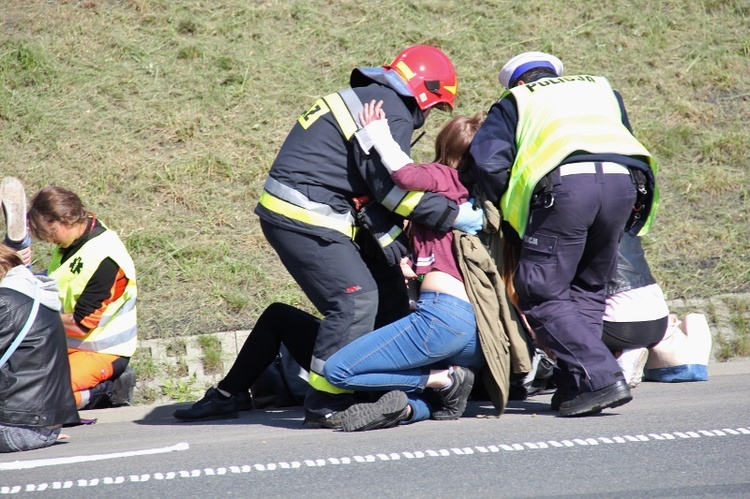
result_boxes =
[356,202,409,267]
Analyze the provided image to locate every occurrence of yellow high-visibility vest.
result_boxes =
[502,75,658,237]
[49,227,137,357]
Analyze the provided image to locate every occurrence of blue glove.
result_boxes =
[453,199,483,235]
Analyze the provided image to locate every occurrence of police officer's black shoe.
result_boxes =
[550,389,576,412]
[432,366,475,420]
[558,380,632,417]
[332,390,409,432]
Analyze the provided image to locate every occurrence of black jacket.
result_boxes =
[606,233,656,296]
[256,76,458,242]
[0,270,79,427]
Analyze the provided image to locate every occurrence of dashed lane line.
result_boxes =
[2,427,748,494]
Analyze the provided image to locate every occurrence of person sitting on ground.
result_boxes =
[321,102,486,432]
[27,186,138,410]
[1,177,33,267]
[604,232,711,386]
[602,232,669,387]
[0,245,79,453]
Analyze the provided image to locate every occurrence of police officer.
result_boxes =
[469,52,658,417]
[255,45,482,427]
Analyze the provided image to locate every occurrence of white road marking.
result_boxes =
[0,442,189,471]
[1,428,748,495]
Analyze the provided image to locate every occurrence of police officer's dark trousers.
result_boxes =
[260,220,409,384]
[513,162,637,395]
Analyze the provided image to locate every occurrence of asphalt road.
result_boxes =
[2,360,749,498]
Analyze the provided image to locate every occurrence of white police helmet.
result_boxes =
[498,51,563,89]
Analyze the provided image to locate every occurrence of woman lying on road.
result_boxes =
[173,302,318,421]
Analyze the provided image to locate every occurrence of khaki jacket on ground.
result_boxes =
[454,227,533,415]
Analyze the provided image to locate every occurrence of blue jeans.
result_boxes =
[323,291,485,423]
[0,424,60,453]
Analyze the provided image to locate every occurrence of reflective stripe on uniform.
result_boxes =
[377,225,403,248]
[67,325,138,353]
[264,177,356,225]
[381,186,425,217]
[258,190,359,239]
[322,91,358,139]
[308,371,353,395]
[337,88,364,129]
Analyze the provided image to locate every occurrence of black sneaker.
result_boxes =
[108,366,137,407]
[432,366,475,420]
[173,387,240,421]
[332,390,409,432]
[303,389,355,429]
[80,380,115,410]
[235,391,254,411]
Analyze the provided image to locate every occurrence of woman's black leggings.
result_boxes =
[218,302,319,394]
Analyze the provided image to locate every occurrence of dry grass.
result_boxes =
[1,0,748,340]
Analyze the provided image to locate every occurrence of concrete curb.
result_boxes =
[81,357,750,425]
[130,293,750,408]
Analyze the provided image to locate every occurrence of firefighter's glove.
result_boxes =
[357,202,409,266]
[453,198,484,235]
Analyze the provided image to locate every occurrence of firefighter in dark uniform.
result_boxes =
[469,52,658,417]
[255,45,483,427]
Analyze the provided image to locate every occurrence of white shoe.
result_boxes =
[0,177,28,243]
[618,348,649,388]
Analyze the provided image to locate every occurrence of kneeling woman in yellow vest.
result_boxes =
[27,187,137,409]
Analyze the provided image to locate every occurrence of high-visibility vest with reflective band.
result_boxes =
[258,89,424,239]
[49,228,138,357]
[501,75,658,237]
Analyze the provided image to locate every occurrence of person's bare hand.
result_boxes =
[399,257,417,279]
[358,99,385,127]
[16,246,32,267]
[61,313,88,338]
